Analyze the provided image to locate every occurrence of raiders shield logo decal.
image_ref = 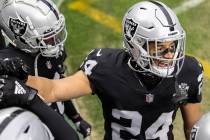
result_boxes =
[124,18,138,41]
[9,18,27,37]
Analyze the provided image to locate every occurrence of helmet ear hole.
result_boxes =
[23,126,30,133]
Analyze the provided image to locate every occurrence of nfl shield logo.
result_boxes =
[9,18,27,37]
[145,94,154,103]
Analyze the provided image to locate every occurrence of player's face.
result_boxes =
[149,41,176,67]
[43,37,56,46]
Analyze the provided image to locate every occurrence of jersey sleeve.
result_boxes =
[186,57,204,103]
[80,49,99,75]
[79,48,102,93]
[79,48,128,95]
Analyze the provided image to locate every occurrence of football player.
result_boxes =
[0,1,204,140]
[0,0,91,138]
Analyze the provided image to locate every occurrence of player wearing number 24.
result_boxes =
[0,1,204,140]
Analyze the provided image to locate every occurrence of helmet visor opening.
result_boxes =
[42,27,67,47]
[147,38,184,68]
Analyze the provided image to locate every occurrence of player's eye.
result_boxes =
[156,42,176,56]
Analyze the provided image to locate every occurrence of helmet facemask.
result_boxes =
[126,34,185,77]
[25,15,67,57]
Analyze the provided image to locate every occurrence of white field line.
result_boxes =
[173,0,205,14]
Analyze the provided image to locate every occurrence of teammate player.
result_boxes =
[0,0,91,138]
[0,1,204,140]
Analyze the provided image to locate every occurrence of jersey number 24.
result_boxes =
[112,109,174,140]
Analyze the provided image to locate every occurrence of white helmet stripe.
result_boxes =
[0,109,25,134]
[40,0,59,20]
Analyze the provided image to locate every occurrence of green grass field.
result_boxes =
[56,0,210,139]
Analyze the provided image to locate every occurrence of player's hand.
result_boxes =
[0,57,29,82]
[0,75,37,107]
[73,115,91,138]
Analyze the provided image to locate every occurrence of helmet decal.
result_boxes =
[9,18,27,38]
[124,18,138,41]
[190,126,199,140]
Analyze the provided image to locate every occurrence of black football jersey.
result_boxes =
[0,47,66,114]
[80,48,203,140]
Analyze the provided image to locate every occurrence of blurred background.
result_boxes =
[53,0,210,139]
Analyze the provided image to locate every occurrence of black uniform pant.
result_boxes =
[27,96,79,140]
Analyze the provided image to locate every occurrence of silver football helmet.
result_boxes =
[0,107,54,140]
[190,112,210,140]
[0,0,67,57]
[123,1,185,77]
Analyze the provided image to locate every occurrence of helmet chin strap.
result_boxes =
[128,56,176,78]
[40,44,63,58]
[127,58,157,77]
[128,58,144,73]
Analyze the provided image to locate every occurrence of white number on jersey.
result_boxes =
[84,60,97,76]
[197,72,203,95]
[145,111,173,140]
[112,109,142,140]
[111,109,174,140]
[83,49,103,76]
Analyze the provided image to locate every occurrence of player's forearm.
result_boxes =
[26,75,57,103]
[26,71,92,103]
[181,103,202,140]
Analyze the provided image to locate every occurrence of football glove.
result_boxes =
[0,75,37,107]
[72,115,91,138]
[0,57,29,82]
